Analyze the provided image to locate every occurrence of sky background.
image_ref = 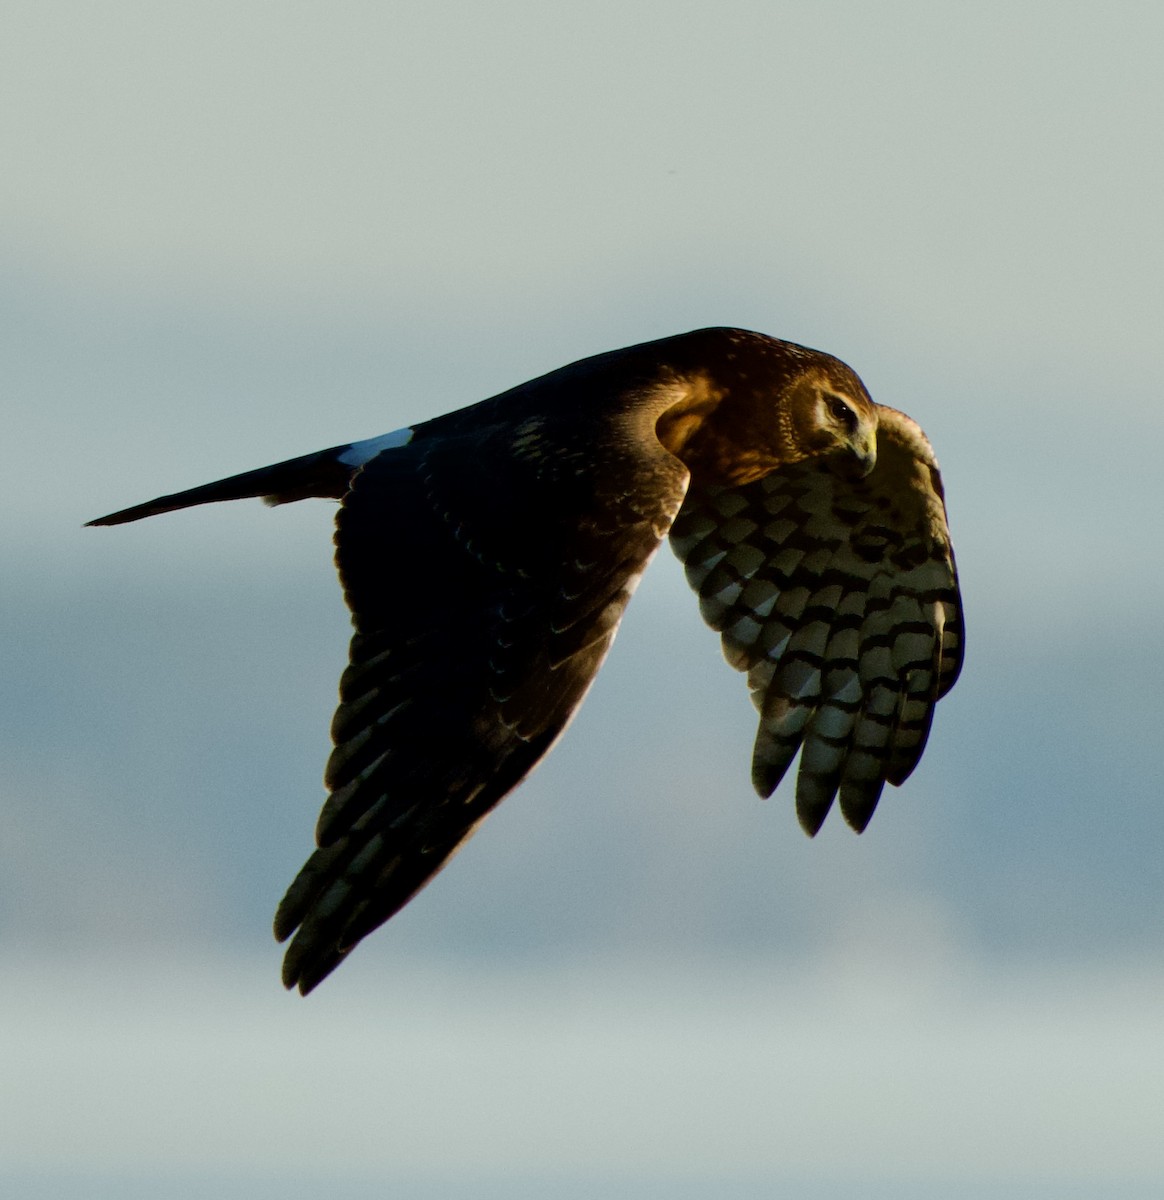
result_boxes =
[2,2,1163,1196]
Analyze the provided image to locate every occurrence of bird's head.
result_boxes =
[654,337,879,488]
[779,366,879,481]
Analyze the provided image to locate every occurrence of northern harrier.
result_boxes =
[90,327,963,992]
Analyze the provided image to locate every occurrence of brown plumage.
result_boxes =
[89,327,963,992]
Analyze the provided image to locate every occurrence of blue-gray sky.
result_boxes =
[2,2,1162,1195]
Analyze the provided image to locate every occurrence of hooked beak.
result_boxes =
[853,429,878,476]
[836,424,878,480]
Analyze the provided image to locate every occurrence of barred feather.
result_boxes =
[670,406,963,835]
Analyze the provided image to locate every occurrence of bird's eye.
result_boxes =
[826,395,857,431]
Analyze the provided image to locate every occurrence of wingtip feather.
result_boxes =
[837,777,885,833]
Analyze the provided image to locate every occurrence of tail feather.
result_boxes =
[86,443,358,527]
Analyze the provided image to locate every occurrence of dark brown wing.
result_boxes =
[669,406,962,836]
[274,412,688,992]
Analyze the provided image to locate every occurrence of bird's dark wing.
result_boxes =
[669,406,963,836]
[274,412,688,992]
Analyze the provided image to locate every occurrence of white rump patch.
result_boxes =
[338,426,414,466]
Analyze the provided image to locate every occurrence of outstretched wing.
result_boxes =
[669,406,962,836]
[274,414,688,993]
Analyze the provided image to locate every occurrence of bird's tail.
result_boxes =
[86,443,359,526]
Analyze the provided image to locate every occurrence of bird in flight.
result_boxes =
[90,327,963,993]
